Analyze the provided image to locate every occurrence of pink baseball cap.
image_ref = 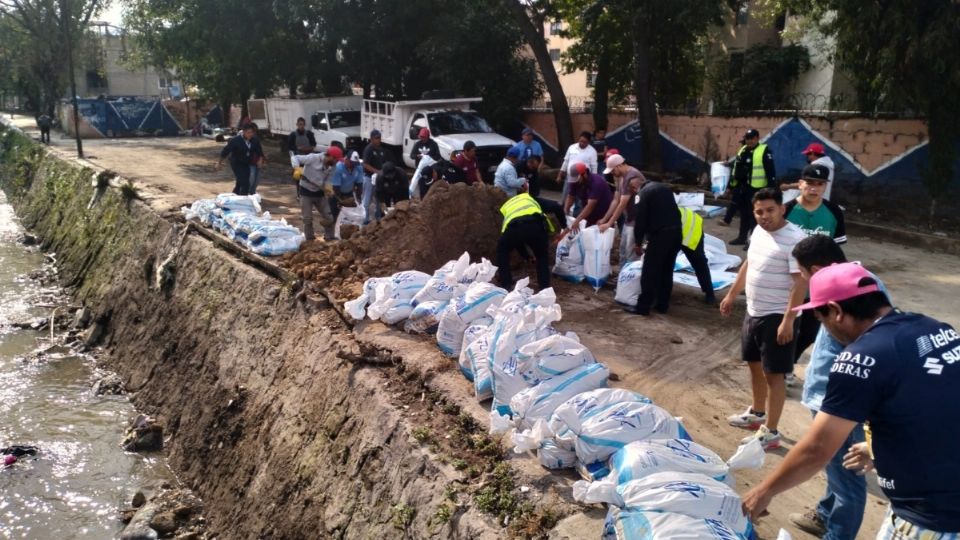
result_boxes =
[603,154,625,174]
[793,263,880,312]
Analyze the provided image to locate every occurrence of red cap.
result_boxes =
[418,127,430,138]
[574,162,588,176]
[606,148,620,156]
[325,146,344,159]
[793,263,880,312]
[802,143,825,156]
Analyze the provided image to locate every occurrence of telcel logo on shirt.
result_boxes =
[917,328,960,375]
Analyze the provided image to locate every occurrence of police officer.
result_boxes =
[722,129,775,245]
[626,176,682,316]
[496,190,555,291]
[679,207,716,305]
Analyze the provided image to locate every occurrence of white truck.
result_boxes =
[247,96,363,151]
[360,97,514,179]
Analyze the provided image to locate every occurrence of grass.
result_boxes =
[391,502,415,530]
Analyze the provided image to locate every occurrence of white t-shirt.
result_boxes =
[560,143,598,176]
[745,222,806,317]
[811,155,835,200]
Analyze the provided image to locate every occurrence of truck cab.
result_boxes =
[310,108,362,153]
[361,98,514,180]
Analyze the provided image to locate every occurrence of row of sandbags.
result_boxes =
[181,194,305,256]
[343,253,765,539]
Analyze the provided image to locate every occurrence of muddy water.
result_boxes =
[0,192,173,539]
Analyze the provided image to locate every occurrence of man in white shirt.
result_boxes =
[557,131,599,205]
[494,146,526,197]
[290,146,342,241]
[720,187,807,451]
[781,142,836,200]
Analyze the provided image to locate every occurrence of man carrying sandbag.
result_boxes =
[290,146,342,241]
[625,175,682,316]
[497,191,555,291]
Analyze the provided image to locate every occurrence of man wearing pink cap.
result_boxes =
[742,263,960,538]
[781,142,836,200]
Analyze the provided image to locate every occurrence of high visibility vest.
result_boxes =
[730,144,769,189]
[500,193,554,233]
[679,207,704,250]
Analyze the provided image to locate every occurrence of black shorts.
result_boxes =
[741,314,797,374]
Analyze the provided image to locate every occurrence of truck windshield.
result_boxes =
[427,112,493,135]
[328,111,361,128]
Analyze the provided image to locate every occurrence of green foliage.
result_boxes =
[411,426,432,444]
[473,462,517,518]
[708,43,810,111]
[390,502,415,530]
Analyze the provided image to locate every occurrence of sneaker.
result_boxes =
[785,373,798,387]
[726,407,765,430]
[789,509,827,537]
[741,425,782,450]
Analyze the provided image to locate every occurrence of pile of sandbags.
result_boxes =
[342,252,765,539]
[181,194,305,256]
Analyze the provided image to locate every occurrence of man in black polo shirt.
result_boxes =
[625,176,682,316]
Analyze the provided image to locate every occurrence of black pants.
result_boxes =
[793,309,821,362]
[40,127,50,144]
[724,184,757,241]
[636,226,682,313]
[681,239,715,300]
[497,217,550,291]
[230,161,251,195]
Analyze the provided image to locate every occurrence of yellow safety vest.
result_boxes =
[730,144,769,189]
[500,193,554,233]
[679,207,704,250]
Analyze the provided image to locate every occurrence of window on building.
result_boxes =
[549,48,561,62]
[586,72,597,88]
[549,21,562,35]
[735,4,749,26]
[85,70,108,92]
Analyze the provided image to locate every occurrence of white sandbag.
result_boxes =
[673,270,738,292]
[538,439,577,470]
[582,225,616,290]
[488,310,562,414]
[573,438,734,506]
[509,362,609,431]
[215,193,262,214]
[413,252,470,305]
[615,260,644,305]
[461,257,497,284]
[674,192,705,209]
[615,472,752,537]
[409,155,436,198]
[436,282,508,356]
[367,271,431,321]
[378,301,414,325]
[343,277,386,320]
[457,318,493,381]
[553,224,585,283]
[247,231,306,256]
[464,333,493,400]
[334,202,365,239]
[515,333,595,380]
[403,300,448,334]
[710,161,730,194]
[602,507,748,540]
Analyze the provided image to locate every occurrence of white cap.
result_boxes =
[349,151,361,162]
[603,154,625,174]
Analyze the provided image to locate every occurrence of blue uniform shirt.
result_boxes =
[511,140,543,161]
[803,276,889,411]
[820,310,960,531]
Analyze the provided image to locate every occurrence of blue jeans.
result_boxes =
[813,411,867,540]
[361,175,381,224]
[248,165,260,195]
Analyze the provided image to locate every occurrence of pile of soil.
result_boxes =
[282,181,507,298]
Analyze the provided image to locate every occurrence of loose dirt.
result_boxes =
[282,181,506,299]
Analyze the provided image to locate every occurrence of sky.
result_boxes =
[98,1,125,26]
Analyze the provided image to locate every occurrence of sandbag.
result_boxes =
[436,282,507,356]
[602,507,748,540]
[615,260,644,306]
[403,300,448,334]
[366,271,431,323]
[582,225,616,290]
[215,193,262,214]
[334,202,365,239]
[615,472,752,537]
[413,252,470,306]
[457,317,493,381]
[508,362,609,431]
[515,333,595,382]
[573,438,735,506]
[538,439,577,470]
[464,333,493,400]
[553,223,585,283]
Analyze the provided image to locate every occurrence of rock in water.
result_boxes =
[93,372,125,395]
[148,511,177,535]
[132,491,147,508]
[122,415,164,452]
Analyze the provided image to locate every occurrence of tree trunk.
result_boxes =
[592,50,610,131]
[504,0,574,156]
[632,21,661,172]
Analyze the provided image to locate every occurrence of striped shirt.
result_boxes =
[745,222,805,316]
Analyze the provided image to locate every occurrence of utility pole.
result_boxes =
[60,0,84,157]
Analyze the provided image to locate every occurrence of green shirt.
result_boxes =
[784,199,847,243]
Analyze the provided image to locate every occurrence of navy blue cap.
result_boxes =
[370,129,381,138]
[521,127,534,136]
[506,146,522,158]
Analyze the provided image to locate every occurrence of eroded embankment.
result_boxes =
[0,125,584,538]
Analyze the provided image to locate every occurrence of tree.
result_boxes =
[553,0,730,171]
[505,0,575,153]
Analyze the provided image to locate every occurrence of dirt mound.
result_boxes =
[283,181,507,298]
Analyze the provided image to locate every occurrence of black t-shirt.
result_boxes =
[410,139,441,163]
[632,181,681,243]
[820,311,960,531]
[523,168,542,198]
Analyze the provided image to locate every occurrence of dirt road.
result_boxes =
[15,117,960,538]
